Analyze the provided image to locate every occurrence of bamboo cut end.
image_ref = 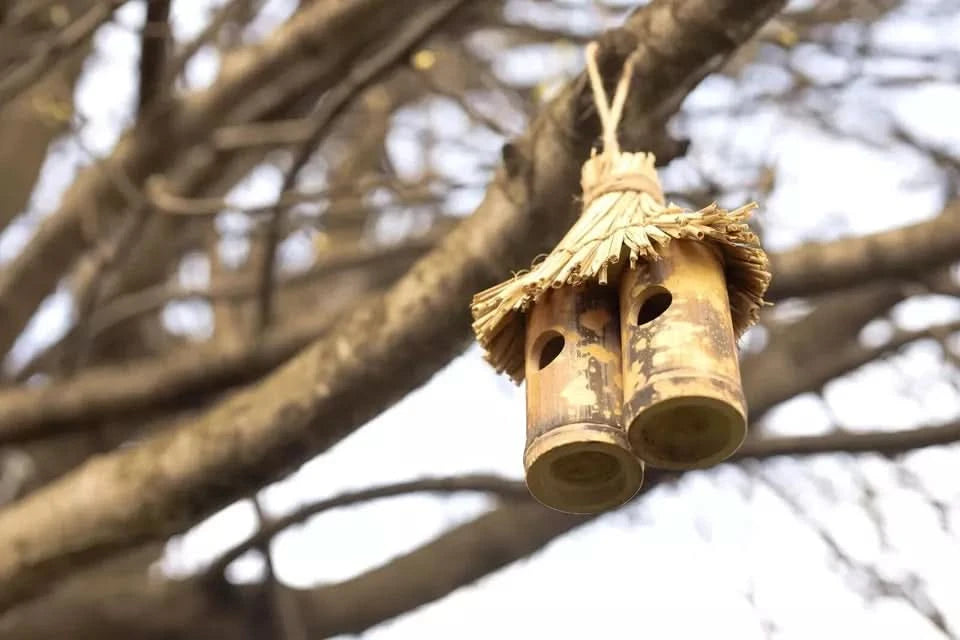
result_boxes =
[524,423,643,514]
[628,395,746,470]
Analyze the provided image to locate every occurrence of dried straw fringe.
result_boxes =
[470,150,771,383]
[469,41,771,383]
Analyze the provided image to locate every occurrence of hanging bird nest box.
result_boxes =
[470,42,771,513]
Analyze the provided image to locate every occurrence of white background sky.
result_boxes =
[3,0,960,638]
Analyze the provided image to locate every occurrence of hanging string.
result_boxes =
[584,41,639,157]
[581,42,663,205]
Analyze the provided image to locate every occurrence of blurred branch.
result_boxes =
[738,420,960,460]
[165,0,245,84]
[0,0,787,613]
[6,416,960,639]
[253,0,469,332]
[64,204,151,372]
[0,291,375,446]
[0,2,90,232]
[416,69,517,138]
[751,318,960,422]
[211,118,320,150]
[0,0,444,360]
[14,226,438,379]
[137,0,171,116]
[146,173,463,216]
[214,416,960,583]
[768,199,960,301]
[0,0,125,106]
[299,418,960,636]
[252,495,308,640]
[207,474,529,577]
[757,469,952,635]
[0,243,925,443]
[86,233,440,336]
[742,282,940,421]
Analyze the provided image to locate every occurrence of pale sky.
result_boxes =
[2,1,959,638]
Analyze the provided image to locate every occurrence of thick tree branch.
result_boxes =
[767,199,960,301]
[743,282,915,420]
[0,0,787,612]
[0,294,364,445]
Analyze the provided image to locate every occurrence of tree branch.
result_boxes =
[743,282,917,420]
[207,474,530,578]
[0,294,366,445]
[0,0,446,358]
[137,0,171,116]
[0,261,922,444]
[0,0,125,106]
[0,0,787,612]
[252,0,469,332]
[0,1,91,232]
[767,199,960,301]
[4,417,960,639]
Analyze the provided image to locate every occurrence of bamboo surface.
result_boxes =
[620,240,747,469]
[524,284,643,513]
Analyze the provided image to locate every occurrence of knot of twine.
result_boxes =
[582,42,664,207]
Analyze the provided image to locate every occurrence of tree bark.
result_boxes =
[0,0,788,613]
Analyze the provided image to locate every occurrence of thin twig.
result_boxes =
[164,0,246,85]
[58,131,151,373]
[206,414,960,581]
[137,0,172,116]
[416,69,518,138]
[253,0,469,333]
[206,475,529,577]
[251,496,308,640]
[86,231,443,335]
[146,173,475,217]
[757,468,953,636]
[0,0,126,106]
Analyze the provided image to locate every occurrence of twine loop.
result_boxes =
[584,41,638,159]
[582,42,664,206]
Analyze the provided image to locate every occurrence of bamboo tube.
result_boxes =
[524,283,643,514]
[619,240,747,470]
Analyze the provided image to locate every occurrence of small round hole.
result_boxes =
[537,332,565,370]
[636,287,672,325]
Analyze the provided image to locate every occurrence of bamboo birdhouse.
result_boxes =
[470,43,771,512]
[522,282,643,514]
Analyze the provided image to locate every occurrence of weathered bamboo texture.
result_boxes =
[524,283,643,513]
[620,240,747,469]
